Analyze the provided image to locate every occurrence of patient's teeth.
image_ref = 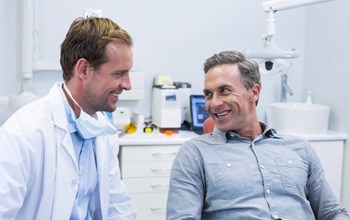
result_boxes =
[216,112,228,117]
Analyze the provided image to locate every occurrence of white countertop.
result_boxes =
[118,130,198,146]
[118,130,348,146]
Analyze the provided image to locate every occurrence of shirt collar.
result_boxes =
[213,122,282,142]
[261,122,282,139]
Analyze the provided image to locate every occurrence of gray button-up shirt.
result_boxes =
[166,124,349,220]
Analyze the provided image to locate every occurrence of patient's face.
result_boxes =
[203,63,256,132]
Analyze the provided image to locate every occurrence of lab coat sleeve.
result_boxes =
[305,143,349,220]
[0,126,31,219]
[166,142,205,220]
[107,138,136,220]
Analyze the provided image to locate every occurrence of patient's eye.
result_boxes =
[220,87,231,95]
[204,91,212,99]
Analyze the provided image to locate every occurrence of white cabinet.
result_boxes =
[119,131,197,220]
[308,139,346,200]
[295,131,348,201]
[120,145,180,220]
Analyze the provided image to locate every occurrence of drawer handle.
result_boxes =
[150,184,169,191]
[150,208,166,213]
[151,168,171,175]
[151,152,177,159]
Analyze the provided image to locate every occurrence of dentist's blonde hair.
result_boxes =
[60,17,133,81]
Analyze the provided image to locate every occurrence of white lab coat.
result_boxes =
[0,83,136,220]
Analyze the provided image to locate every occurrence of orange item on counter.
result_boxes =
[159,129,179,136]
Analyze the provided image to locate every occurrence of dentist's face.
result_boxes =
[84,41,133,114]
[203,64,258,132]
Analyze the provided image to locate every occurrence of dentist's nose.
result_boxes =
[121,73,132,91]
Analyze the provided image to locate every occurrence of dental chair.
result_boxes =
[203,117,215,134]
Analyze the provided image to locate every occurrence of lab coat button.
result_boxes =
[72,179,78,185]
[266,188,271,194]
[260,164,265,169]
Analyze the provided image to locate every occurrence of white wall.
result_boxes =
[0,0,306,121]
[303,0,350,211]
[0,0,20,94]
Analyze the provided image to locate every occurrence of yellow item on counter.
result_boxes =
[125,123,137,134]
[144,127,153,133]
[144,123,159,134]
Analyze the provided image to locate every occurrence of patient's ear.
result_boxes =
[251,83,261,103]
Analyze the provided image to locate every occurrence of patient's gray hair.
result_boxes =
[203,50,261,90]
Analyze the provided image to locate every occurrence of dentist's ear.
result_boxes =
[75,58,90,80]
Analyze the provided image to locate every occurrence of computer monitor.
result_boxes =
[189,95,209,134]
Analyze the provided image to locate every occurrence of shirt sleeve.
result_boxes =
[305,142,349,220]
[166,142,205,220]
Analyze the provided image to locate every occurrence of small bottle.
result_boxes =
[306,90,312,104]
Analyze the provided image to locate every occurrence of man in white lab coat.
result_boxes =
[0,17,136,219]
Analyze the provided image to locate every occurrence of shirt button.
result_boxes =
[266,188,271,194]
[227,163,231,168]
[260,164,265,169]
[79,171,85,176]
[272,214,280,219]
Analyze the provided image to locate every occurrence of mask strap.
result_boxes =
[63,83,83,110]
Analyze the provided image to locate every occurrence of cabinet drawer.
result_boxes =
[124,177,169,194]
[130,193,168,220]
[121,145,180,162]
[122,161,173,178]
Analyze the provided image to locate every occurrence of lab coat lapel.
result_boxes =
[50,83,78,169]
[49,83,79,219]
[95,137,109,220]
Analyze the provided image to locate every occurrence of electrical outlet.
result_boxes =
[84,8,103,18]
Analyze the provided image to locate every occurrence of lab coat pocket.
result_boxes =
[207,160,254,199]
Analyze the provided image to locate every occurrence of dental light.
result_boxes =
[262,0,335,12]
[246,0,335,75]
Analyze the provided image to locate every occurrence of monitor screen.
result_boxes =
[190,95,209,133]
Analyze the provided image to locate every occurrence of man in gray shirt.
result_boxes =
[166,50,349,220]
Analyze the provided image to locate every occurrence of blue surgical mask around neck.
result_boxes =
[63,83,117,139]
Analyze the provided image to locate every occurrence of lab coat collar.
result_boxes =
[49,82,68,130]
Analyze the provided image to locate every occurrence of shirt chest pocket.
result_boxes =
[206,160,254,199]
[275,157,309,194]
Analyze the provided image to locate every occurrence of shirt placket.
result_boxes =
[251,141,282,220]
